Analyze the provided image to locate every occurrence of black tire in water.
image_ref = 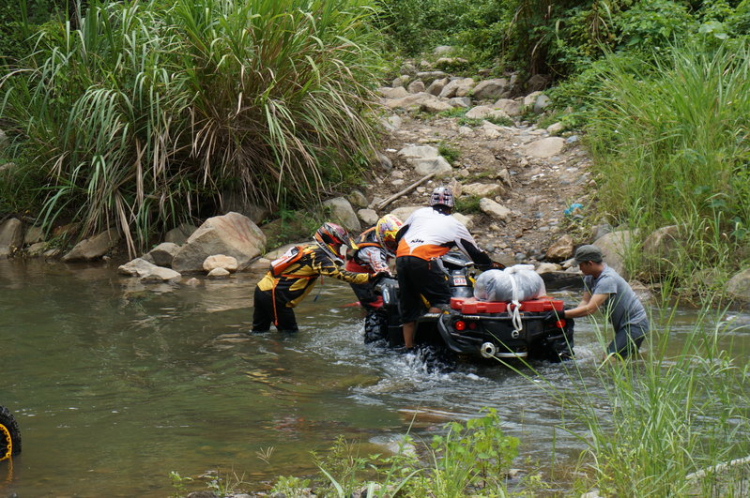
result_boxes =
[0,405,22,459]
[417,344,457,373]
[364,309,389,344]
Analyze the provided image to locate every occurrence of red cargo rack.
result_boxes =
[450,297,564,314]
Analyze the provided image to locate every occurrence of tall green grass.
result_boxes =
[567,311,750,496]
[496,304,750,496]
[0,0,383,254]
[585,43,750,292]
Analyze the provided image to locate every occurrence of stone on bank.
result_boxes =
[171,212,265,273]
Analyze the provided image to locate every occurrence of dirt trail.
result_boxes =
[363,111,593,266]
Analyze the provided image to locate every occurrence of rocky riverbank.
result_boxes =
[2,53,750,303]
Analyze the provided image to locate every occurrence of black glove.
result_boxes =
[491,261,505,270]
[544,309,566,322]
[370,271,391,284]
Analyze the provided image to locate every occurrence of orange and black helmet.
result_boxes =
[314,222,356,259]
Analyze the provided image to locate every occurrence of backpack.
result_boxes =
[269,245,310,277]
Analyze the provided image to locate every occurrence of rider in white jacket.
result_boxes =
[395,186,497,349]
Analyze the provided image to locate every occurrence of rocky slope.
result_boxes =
[356,71,592,269]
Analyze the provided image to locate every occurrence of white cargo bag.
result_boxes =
[474,264,546,302]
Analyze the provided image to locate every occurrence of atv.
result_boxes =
[368,252,574,364]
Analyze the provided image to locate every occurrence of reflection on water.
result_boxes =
[0,259,748,497]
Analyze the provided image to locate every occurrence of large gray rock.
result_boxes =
[118,257,182,283]
[147,242,181,268]
[439,78,475,98]
[593,230,637,279]
[493,98,522,117]
[383,92,446,110]
[522,137,565,159]
[479,121,510,139]
[426,77,449,96]
[479,198,511,221]
[62,228,120,262]
[203,254,239,273]
[472,79,509,100]
[545,234,574,262]
[419,99,454,114]
[726,269,750,303]
[642,225,681,275]
[165,223,198,245]
[0,217,24,258]
[415,157,453,176]
[24,226,44,245]
[462,182,505,197]
[407,80,425,93]
[397,145,453,177]
[323,197,361,232]
[378,86,409,99]
[27,242,47,257]
[172,212,265,273]
[347,190,368,209]
[465,106,511,122]
[523,91,543,107]
[533,94,552,114]
[357,208,379,227]
[415,71,448,85]
[448,97,472,108]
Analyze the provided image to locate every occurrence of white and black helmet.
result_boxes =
[429,186,454,208]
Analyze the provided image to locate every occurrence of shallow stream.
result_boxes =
[1,259,748,496]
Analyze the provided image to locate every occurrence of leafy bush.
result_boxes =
[0,0,383,254]
[585,42,750,287]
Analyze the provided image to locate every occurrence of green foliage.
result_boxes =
[168,471,192,498]
[568,310,750,496]
[485,114,514,127]
[0,0,384,255]
[263,207,325,249]
[428,408,519,489]
[275,411,518,497]
[615,0,694,50]
[454,195,481,214]
[584,42,750,291]
[206,470,249,497]
[0,0,62,63]
[437,107,468,119]
[270,475,312,497]
[457,116,484,127]
[314,435,370,496]
[437,142,460,164]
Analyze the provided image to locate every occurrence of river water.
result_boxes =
[1,259,749,497]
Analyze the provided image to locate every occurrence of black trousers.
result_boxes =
[252,285,299,333]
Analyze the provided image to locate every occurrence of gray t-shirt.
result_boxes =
[583,265,648,332]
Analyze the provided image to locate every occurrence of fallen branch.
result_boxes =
[377,173,436,211]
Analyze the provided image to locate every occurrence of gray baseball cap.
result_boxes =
[574,244,604,263]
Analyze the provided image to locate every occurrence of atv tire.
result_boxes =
[0,406,21,460]
[417,344,457,373]
[364,309,389,344]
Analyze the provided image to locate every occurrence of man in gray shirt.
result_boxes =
[548,245,649,359]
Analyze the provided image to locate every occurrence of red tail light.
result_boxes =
[554,319,566,329]
[454,320,466,331]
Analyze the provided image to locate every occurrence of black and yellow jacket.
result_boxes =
[257,244,370,308]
